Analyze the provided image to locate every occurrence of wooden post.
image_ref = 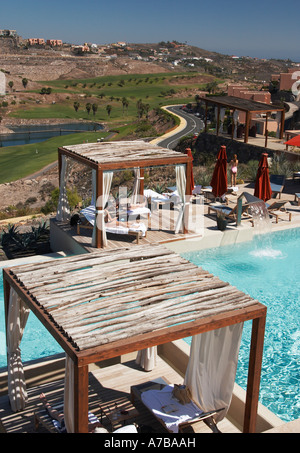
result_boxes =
[280,110,285,139]
[216,106,220,136]
[58,151,62,187]
[204,102,208,132]
[139,168,144,196]
[244,111,250,143]
[265,113,269,148]
[232,110,235,139]
[96,167,103,248]
[243,312,266,433]
[3,279,10,357]
[184,161,192,234]
[74,364,89,433]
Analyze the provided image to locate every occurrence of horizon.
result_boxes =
[1,0,299,62]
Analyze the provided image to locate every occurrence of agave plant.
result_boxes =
[269,154,293,178]
[0,221,50,252]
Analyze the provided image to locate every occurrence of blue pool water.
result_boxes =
[182,228,300,423]
[0,262,63,368]
[0,122,103,147]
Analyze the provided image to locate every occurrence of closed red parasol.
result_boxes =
[254,153,272,202]
[184,148,195,193]
[284,135,300,147]
[210,145,228,197]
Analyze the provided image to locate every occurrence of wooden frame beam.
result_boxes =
[280,109,285,139]
[95,167,103,249]
[216,106,220,136]
[244,111,251,143]
[3,247,267,434]
[243,314,266,433]
[74,364,89,433]
[265,113,269,148]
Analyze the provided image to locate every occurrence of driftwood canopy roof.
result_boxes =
[4,244,265,362]
[59,140,190,170]
[3,243,267,433]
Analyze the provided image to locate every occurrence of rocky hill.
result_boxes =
[0,36,295,84]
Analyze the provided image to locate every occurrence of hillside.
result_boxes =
[0,36,295,84]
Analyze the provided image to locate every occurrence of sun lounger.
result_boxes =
[131,380,223,433]
[270,175,285,199]
[144,188,180,209]
[293,172,300,182]
[77,205,147,244]
[295,193,300,206]
[208,202,249,222]
[266,200,292,223]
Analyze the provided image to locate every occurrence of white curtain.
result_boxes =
[275,111,281,138]
[233,111,239,138]
[136,347,157,371]
[184,324,243,423]
[132,167,140,205]
[56,155,72,221]
[175,164,186,234]
[64,354,75,433]
[92,171,113,247]
[7,288,30,412]
[219,108,226,133]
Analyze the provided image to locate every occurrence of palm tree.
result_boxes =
[92,103,98,116]
[121,97,128,115]
[136,99,143,119]
[22,78,28,89]
[86,102,91,115]
[206,81,218,94]
[73,101,80,112]
[144,103,150,119]
[106,104,112,117]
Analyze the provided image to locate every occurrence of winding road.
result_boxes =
[152,105,204,149]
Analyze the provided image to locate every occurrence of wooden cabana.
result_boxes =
[57,140,192,248]
[3,244,267,433]
[199,95,285,146]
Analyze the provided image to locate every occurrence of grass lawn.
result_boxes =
[9,71,218,124]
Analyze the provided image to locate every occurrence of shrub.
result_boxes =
[269,154,293,178]
[41,187,82,214]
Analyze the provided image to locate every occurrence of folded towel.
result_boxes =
[141,385,202,433]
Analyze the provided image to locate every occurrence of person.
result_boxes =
[104,202,128,227]
[39,393,103,433]
[230,154,238,187]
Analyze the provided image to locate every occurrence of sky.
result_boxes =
[1,0,299,61]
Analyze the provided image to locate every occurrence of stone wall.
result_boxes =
[194,132,300,164]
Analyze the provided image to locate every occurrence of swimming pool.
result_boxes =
[0,262,63,369]
[182,227,300,423]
